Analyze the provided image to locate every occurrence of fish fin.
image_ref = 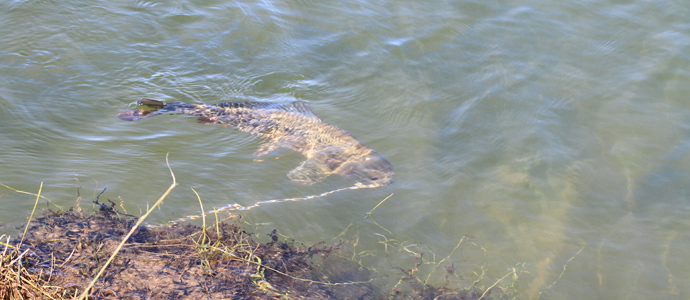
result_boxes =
[217,101,278,110]
[288,158,329,185]
[254,141,281,157]
[218,100,322,122]
[197,116,216,124]
[280,101,321,121]
[138,98,167,108]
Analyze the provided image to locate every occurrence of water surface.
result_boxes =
[1,0,689,298]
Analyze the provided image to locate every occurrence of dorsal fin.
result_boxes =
[218,100,322,121]
[217,101,280,110]
[138,98,167,108]
[278,101,321,121]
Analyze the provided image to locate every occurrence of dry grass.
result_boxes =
[0,182,68,299]
[0,162,372,299]
[0,156,508,299]
[1,234,61,299]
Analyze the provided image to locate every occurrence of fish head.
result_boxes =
[340,153,395,188]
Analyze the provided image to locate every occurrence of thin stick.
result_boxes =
[537,245,586,299]
[479,268,515,300]
[425,235,467,284]
[18,182,42,248]
[191,188,206,245]
[0,181,60,209]
[366,193,394,234]
[77,154,178,299]
[335,193,394,240]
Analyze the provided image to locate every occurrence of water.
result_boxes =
[1,0,689,298]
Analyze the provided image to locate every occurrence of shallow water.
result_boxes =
[1,0,690,298]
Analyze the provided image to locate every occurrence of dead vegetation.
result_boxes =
[0,163,511,299]
[1,207,376,299]
[0,205,504,300]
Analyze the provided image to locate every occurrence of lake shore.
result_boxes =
[1,207,488,300]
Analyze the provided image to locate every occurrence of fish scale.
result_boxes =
[118,98,394,188]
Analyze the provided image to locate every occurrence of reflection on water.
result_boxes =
[1,0,690,298]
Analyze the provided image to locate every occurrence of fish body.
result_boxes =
[118,98,394,188]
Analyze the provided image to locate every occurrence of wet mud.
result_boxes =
[1,207,488,299]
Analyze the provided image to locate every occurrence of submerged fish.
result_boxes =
[118,98,394,188]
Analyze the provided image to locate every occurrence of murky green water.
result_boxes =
[2,0,690,298]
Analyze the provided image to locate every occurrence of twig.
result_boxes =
[335,193,394,240]
[366,193,394,234]
[0,181,60,209]
[537,245,586,299]
[424,235,467,284]
[479,268,514,300]
[77,153,178,299]
[191,188,207,246]
[19,182,42,248]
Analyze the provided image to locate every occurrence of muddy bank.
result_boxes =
[1,207,489,299]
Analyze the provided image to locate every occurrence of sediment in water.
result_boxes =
[1,207,489,299]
